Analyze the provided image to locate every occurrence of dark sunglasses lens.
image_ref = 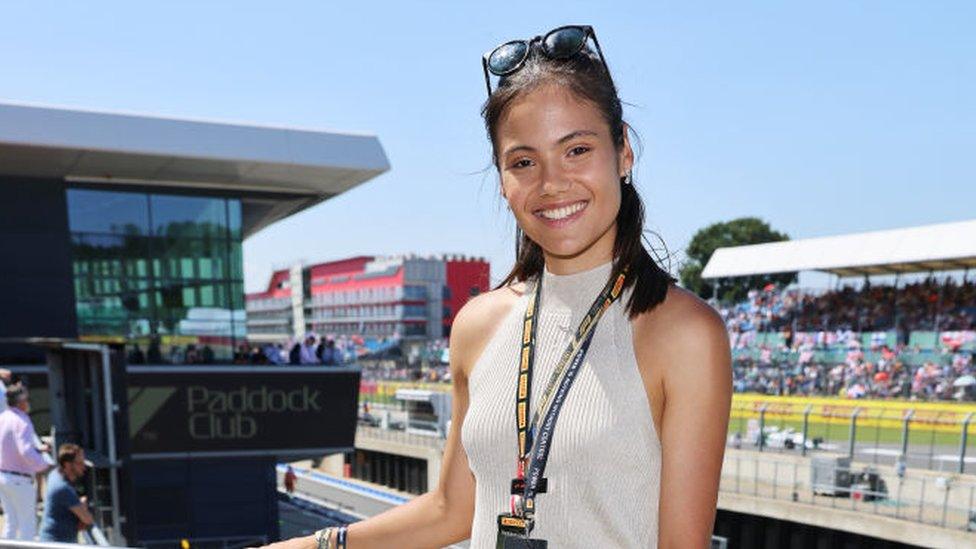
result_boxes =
[488,41,529,75]
[544,27,586,58]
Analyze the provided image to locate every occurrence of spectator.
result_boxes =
[263,343,284,365]
[184,344,200,364]
[0,368,11,413]
[300,334,319,365]
[0,384,51,540]
[283,465,297,495]
[320,339,341,366]
[147,337,163,363]
[234,343,250,364]
[289,340,301,365]
[39,443,93,543]
[127,344,145,364]
[201,345,215,364]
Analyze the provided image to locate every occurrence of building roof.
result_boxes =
[0,101,390,236]
[701,219,976,279]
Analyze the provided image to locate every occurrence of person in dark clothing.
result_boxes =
[128,344,145,364]
[201,345,215,364]
[39,443,93,543]
[315,339,326,363]
[147,337,163,363]
[289,342,301,365]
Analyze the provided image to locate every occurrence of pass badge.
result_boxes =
[496,514,547,549]
[511,477,547,495]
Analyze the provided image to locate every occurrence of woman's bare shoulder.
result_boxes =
[632,285,730,376]
[634,285,723,332]
[450,281,528,378]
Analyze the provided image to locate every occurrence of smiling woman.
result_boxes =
[263,25,731,549]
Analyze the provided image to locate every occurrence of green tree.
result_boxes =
[680,217,797,303]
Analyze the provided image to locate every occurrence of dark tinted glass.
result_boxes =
[228,199,242,239]
[68,188,244,364]
[229,282,245,312]
[229,241,243,280]
[488,41,529,74]
[543,26,586,58]
[67,189,149,235]
[150,195,228,238]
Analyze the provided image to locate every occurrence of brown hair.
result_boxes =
[483,43,674,318]
[58,443,82,468]
[5,384,26,408]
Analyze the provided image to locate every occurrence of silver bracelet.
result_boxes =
[314,527,336,549]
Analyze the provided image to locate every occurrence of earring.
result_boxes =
[622,171,632,185]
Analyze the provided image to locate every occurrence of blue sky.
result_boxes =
[1,1,973,292]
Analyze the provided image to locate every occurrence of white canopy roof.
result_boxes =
[0,101,390,236]
[701,219,976,279]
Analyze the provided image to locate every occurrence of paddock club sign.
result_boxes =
[125,366,360,457]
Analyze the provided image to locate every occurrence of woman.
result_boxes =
[267,25,731,549]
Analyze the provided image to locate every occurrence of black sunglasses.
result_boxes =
[481,25,614,97]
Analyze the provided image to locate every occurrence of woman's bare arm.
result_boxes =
[635,288,732,549]
[263,288,517,548]
[332,364,476,548]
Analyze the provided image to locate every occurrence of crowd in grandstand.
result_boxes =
[722,279,976,401]
[722,278,976,335]
[732,346,975,401]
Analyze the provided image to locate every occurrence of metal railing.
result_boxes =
[729,398,976,474]
[0,527,123,548]
[721,451,976,532]
[356,424,446,451]
[0,543,120,549]
[138,535,268,549]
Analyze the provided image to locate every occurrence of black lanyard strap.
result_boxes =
[513,268,627,507]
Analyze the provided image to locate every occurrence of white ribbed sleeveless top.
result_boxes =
[461,260,661,548]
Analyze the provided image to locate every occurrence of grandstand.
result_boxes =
[703,219,976,402]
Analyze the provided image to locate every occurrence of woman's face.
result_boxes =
[495,84,633,272]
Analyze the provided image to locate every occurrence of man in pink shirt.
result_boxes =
[0,384,51,540]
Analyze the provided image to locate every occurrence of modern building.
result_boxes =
[246,254,491,344]
[0,101,388,546]
[0,101,388,364]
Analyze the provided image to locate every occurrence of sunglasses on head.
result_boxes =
[481,25,614,97]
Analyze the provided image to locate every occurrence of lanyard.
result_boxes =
[513,267,627,508]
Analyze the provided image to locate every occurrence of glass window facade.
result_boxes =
[67,188,246,364]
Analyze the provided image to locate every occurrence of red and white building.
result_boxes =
[246,254,490,344]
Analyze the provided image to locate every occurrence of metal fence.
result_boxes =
[0,543,122,549]
[720,450,976,533]
[356,424,446,451]
[138,535,268,549]
[0,526,121,548]
[728,397,976,474]
[360,383,976,475]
